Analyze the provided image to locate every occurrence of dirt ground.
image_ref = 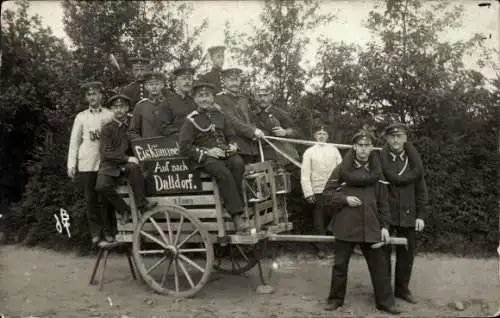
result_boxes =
[1,245,499,318]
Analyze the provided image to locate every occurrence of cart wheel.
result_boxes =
[213,240,267,275]
[132,205,214,298]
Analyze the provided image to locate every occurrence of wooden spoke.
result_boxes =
[177,229,199,249]
[178,253,205,273]
[235,245,250,263]
[160,258,173,287]
[173,259,180,293]
[178,248,207,253]
[138,250,165,255]
[173,214,185,246]
[177,258,195,288]
[164,211,174,244]
[149,217,170,245]
[140,231,169,249]
[146,256,167,274]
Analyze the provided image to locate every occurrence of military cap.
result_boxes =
[192,81,216,95]
[313,124,328,133]
[129,56,151,64]
[208,45,226,55]
[142,71,165,82]
[384,122,407,135]
[352,127,376,144]
[107,94,131,106]
[256,84,273,95]
[81,81,104,92]
[222,68,243,78]
[173,66,195,77]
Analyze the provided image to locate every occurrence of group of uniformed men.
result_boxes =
[67,45,428,315]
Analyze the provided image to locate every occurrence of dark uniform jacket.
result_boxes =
[99,118,132,177]
[382,150,428,227]
[200,67,223,93]
[323,156,391,243]
[215,92,258,156]
[120,81,145,109]
[179,108,237,166]
[128,97,166,140]
[159,92,197,138]
[251,104,301,162]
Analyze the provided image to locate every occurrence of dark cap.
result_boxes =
[352,127,376,144]
[81,81,104,92]
[384,122,407,135]
[129,56,151,64]
[255,84,273,95]
[313,124,328,134]
[173,66,195,77]
[142,72,165,82]
[208,46,226,55]
[107,94,131,106]
[222,68,243,78]
[192,81,216,95]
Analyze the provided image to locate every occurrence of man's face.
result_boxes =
[132,63,149,79]
[111,100,129,119]
[211,51,224,68]
[193,89,214,109]
[385,131,407,153]
[175,73,194,94]
[256,93,273,107]
[145,79,164,97]
[314,131,329,143]
[353,137,373,162]
[224,75,241,94]
[85,89,102,107]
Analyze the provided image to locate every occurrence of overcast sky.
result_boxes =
[2,0,499,78]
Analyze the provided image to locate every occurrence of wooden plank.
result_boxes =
[121,195,216,206]
[117,181,215,195]
[115,208,228,221]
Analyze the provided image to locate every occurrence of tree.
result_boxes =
[224,0,334,110]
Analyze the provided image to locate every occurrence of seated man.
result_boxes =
[95,94,157,239]
[179,82,249,231]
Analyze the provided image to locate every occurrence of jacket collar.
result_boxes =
[389,150,406,162]
[354,159,370,171]
[88,106,103,114]
[112,117,128,127]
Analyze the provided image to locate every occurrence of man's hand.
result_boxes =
[415,218,425,232]
[272,126,287,137]
[128,156,139,165]
[346,196,362,207]
[67,166,76,179]
[381,228,390,243]
[254,128,265,138]
[206,147,225,158]
[306,195,316,204]
[228,143,238,152]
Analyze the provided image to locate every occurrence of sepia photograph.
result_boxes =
[0,0,499,317]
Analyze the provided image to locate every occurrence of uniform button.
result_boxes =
[406,210,410,214]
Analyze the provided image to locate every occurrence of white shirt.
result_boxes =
[67,107,114,172]
[300,144,343,198]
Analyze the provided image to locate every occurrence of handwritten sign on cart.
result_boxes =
[131,136,202,195]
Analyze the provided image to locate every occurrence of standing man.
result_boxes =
[120,55,151,108]
[200,46,225,93]
[67,81,114,245]
[179,82,249,231]
[300,125,342,257]
[215,68,264,164]
[159,66,197,138]
[381,122,428,304]
[252,85,300,166]
[128,72,167,140]
[322,127,402,315]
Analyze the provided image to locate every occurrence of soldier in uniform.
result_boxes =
[200,45,226,93]
[322,127,402,315]
[159,66,197,138]
[95,94,157,240]
[67,81,114,245]
[179,82,249,231]
[381,122,428,304]
[120,56,151,108]
[215,68,264,164]
[128,72,167,140]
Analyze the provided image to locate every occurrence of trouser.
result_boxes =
[95,163,148,215]
[384,225,416,296]
[80,172,115,238]
[0,186,14,216]
[308,195,330,252]
[328,239,395,308]
[202,155,245,215]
